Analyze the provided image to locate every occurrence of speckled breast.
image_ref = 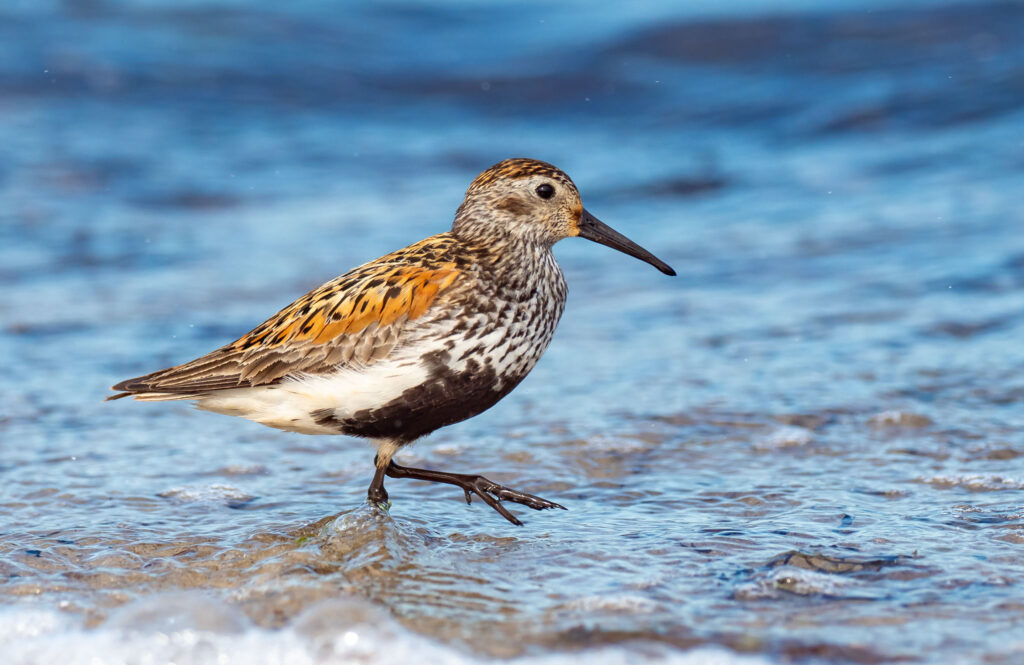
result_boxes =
[321,251,568,443]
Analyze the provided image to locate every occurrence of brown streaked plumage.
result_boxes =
[111,239,463,396]
[110,158,675,525]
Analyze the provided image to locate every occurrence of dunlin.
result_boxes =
[110,158,675,524]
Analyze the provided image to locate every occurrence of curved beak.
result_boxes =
[577,209,676,276]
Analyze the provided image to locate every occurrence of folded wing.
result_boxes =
[109,258,461,400]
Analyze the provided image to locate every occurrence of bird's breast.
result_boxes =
[316,254,567,441]
[442,253,568,383]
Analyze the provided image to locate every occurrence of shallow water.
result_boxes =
[2,1,1024,663]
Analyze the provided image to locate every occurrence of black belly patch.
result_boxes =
[311,352,525,443]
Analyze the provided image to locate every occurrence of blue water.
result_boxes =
[2,1,1024,663]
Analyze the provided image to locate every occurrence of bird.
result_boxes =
[109,158,675,525]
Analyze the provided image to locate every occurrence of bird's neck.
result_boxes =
[457,233,553,280]
[467,244,564,313]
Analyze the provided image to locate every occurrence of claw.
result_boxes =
[463,477,562,525]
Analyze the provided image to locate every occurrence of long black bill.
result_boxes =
[577,209,676,276]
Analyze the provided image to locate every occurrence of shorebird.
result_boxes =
[109,158,675,525]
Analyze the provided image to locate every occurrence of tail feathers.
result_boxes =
[127,392,200,402]
[111,374,167,393]
[107,371,213,403]
[106,387,201,402]
[107,357,251,402]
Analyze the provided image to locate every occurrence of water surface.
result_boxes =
[2,1,1024,663]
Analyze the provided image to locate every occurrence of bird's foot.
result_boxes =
[384,461,565,526]
[460,476,566,526]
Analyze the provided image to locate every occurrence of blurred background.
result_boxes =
[2,1,1023,664]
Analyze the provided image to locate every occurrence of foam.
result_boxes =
[756,426,814,450]
[0,594,772,665]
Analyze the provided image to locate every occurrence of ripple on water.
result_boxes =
[735,550,934,602]
[917,474,1024,492]
[868,411,934,429]
[157,483,256,506]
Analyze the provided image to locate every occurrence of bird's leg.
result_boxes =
[383,460,566,526]
[366,454,389,505]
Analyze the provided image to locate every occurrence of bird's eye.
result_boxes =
[535,183,555,200]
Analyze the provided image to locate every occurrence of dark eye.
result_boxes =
[535,183,555,200]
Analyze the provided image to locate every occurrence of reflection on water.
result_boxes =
[2,1,1024,664]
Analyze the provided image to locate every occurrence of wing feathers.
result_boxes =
[110,235,464,400]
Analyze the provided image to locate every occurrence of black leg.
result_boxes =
[367,458,389,505]
[383,460,565,526]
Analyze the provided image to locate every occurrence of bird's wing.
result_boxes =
[109,250,462,399]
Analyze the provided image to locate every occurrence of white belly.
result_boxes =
[195,357,430,435]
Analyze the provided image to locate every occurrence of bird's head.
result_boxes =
[453,158,675,276]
